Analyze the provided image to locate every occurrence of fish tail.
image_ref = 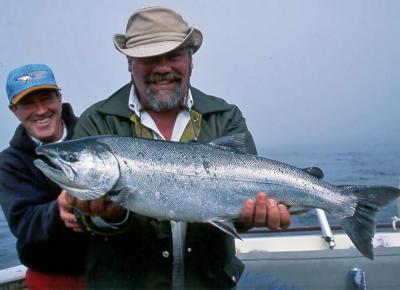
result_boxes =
[340,185,400,260]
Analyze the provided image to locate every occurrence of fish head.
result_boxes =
[34,137,120,200]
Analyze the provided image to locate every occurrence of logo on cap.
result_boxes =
[15,70,48,84]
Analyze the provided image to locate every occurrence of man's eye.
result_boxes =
[170,53,183,60]
[19,100,33,106]
[41,95,57,102]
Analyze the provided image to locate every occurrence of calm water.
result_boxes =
[0,145,399,269]
[264,145,400,228]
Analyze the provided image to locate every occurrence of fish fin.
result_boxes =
[209,219,242,240]
[208,134,247,154]
[108,187,131,205]
[301,167,324,179]
[339,186,400,260]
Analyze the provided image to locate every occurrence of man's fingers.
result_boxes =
[74,200,91,214]
[60,210,76,223]
[63,191,77,207]
[104,203,127,221]
[89,197,107,215]
[266,198,280,229]
[278,204,291,229]
[239,192,291,230]
[58,191,71,209]
[59,205,83,231]
[254,192,268,227]
[64,220,82,232]
[239,199,255,227]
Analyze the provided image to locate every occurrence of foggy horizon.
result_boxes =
[1,0,399,153]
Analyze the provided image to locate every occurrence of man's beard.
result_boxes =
[143,72,184,112]
[144,86,182,112]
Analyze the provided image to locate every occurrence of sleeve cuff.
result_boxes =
[74,210,133,236]
[90,211,130,229]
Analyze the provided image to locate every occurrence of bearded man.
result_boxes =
[63,6,291,290]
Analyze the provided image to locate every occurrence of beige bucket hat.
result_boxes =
[113,6,203,58]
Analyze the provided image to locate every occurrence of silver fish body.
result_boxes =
[112,138,351,222]
[34,134,400,259]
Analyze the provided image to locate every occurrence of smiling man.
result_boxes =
[9,85,63,143]
[64,6,291,290]
[0,64,87,290]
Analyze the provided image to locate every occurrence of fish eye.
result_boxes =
[60,152,78,163]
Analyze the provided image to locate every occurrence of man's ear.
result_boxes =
[9,104,17,113]
[189,57,193,77]
[127,57,134,73]
[57,92,63,102]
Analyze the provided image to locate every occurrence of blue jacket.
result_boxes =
[0,103,87,274]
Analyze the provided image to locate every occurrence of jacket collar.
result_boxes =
[96,82,232,119]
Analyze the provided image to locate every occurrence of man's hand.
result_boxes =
[239,192,290,230]
[64,192,127,222]
[58,190,83,232]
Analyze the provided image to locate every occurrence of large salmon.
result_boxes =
[34,134,400,259]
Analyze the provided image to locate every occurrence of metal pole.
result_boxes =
[316,208,335,249]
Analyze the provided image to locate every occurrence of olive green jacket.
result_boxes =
[73,83,257,289]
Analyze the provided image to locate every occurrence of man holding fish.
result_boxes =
[54,7,290,289]
[57,6,293,289]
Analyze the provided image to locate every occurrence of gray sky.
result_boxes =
[1,0,399,152]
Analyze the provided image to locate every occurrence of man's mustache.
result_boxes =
[144,72,182,84]
[31,111,53,121]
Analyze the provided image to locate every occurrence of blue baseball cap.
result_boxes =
[6,64,61,105]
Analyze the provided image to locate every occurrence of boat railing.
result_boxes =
[393,183,400,230]
[316,208,336,248]
[0,265,26,290]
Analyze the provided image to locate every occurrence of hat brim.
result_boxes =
[113,28,202,58]
[11,85,61,105]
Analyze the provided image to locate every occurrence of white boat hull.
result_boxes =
[236,231,400,290]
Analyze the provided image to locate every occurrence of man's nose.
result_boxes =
[34,100,48,114]
[152,56,173,74]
